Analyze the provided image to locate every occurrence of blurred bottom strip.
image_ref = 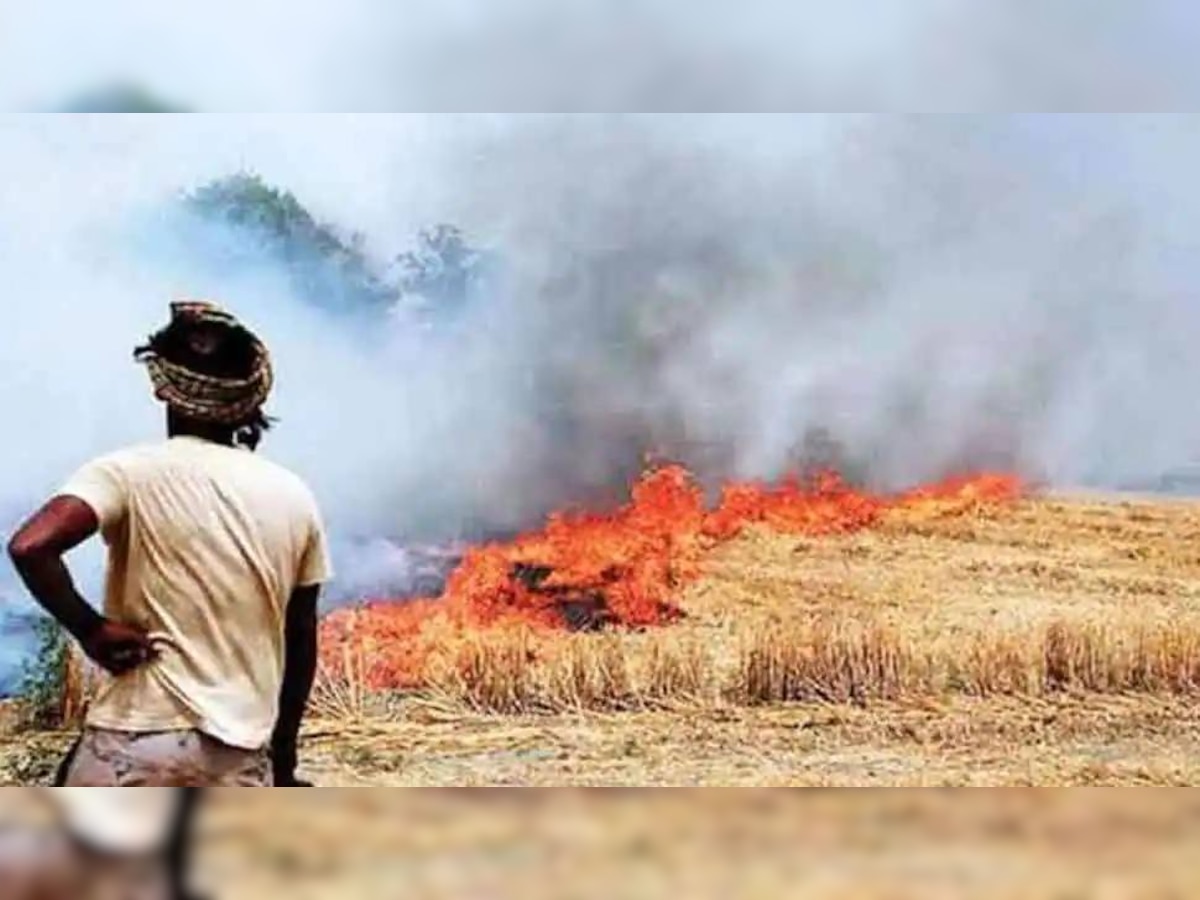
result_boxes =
[28,788,1191,900]
[2,788,1199,898]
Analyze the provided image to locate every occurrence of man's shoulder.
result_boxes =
[72,441,173,474]
[242,454,322,512]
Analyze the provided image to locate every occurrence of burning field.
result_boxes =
[281,466,1200,788]
[7,466,1200,789]
[317,466,1022,701]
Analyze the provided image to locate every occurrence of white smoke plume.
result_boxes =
[439,114,1200,502]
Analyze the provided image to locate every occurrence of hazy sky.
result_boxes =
[3,1,1200,110]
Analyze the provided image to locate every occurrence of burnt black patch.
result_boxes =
[508,561,684,633]
[557,593,618,632]
[510,563,620,632]
[511,563,555,591]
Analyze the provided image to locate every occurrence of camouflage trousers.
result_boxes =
[0,827,170,900]
[60,727,273,787]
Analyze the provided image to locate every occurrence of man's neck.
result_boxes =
[168,419,236,447]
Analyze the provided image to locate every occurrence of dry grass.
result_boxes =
[309,643,384,723]
[410,613,1200,714]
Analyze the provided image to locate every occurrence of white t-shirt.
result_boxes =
[59,436,332,751]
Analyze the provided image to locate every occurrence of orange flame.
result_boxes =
[321,467,1023,690]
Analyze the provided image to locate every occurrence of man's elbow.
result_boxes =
[8,531,47,570]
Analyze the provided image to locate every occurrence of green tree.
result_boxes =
[394,225,487,313]
[183,173,396,314]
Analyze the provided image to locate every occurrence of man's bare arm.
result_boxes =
[9,497,105,643]
[8,496,152,675]
[272,584,320,786]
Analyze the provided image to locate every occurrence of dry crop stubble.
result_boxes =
[8,491,1200,788]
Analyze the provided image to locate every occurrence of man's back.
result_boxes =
[61,436,331,751]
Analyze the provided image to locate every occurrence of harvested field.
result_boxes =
[4,491,1200,791]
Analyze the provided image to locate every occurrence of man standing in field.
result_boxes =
[7,300,331,787]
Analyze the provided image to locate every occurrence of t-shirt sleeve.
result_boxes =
[297,506,333,588]
[57,454,129,531]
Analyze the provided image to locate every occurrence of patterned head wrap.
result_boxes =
[135,300,274,428]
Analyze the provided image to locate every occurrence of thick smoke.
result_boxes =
[430,115,1200,507]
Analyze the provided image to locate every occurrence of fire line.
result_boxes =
[320,466,1022,690]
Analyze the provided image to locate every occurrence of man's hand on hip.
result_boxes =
[82,619,157,676]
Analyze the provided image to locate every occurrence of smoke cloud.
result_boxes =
[434,114,1200,504]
